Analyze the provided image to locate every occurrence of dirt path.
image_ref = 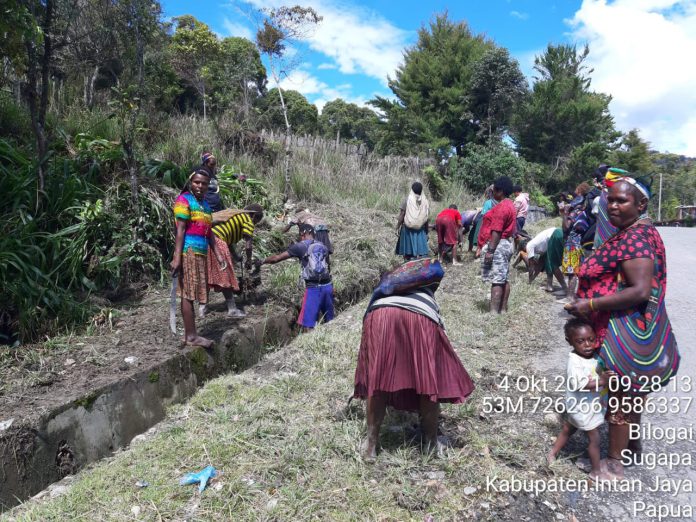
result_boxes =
[539,227,696,522]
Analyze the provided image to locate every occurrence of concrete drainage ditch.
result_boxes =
[0,302,312,511]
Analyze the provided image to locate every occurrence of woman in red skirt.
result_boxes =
[353,284,475,460]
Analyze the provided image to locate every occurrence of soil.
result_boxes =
[0,288,278,426]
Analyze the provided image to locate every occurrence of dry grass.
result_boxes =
[6,218,588,521]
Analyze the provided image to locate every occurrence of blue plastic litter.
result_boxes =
[179,466,217,492]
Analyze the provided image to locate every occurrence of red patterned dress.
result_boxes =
[576,222,666,424]
[577,223,666,348]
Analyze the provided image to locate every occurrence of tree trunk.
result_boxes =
[274,70,292,202]
[202,82,206,120]
[25,0,55,199]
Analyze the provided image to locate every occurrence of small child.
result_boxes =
[548,318,615,480]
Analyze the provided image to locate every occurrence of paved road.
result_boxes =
[540,227,696,522]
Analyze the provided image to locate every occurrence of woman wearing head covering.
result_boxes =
[200,152,225,212]
[353,269,475,460]
[566,174,675,481]
[395,182,430,260]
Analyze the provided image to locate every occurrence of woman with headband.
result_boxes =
[565,174,674,480]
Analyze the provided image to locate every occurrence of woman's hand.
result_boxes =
[170,256,181,277]
[598,370,618,387]
[564,298,591,317]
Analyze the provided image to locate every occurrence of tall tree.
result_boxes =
[169,15,220,119]
[511,44,616,172]
[371,14,494,157]
[466,47,527,145]
[256,5,322,199]
[209,37,266,121]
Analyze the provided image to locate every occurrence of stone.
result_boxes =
[64,358,76,366]
[0,419,14,431]
[131,505,141,516]
[463,486,477,495]
[124,356,138,365]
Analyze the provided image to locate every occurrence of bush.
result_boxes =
[451,142,527,194]
[0,92,31,142]
[424,165,445,201]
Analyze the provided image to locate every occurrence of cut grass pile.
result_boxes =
[5,219,588,521]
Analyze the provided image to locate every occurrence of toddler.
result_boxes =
[548,318,615,480]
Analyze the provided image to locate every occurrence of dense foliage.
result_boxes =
[1,4,694,343]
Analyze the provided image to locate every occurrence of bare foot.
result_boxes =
[452,261,462,266]
[360,438,377,462]
[184,335,214,349]
[600,458,625,479]
[547,451,556,465]
[544,286,554,292]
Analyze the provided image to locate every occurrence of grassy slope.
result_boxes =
[6,217,589,521]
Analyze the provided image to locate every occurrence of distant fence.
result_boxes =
[259,129,434,186]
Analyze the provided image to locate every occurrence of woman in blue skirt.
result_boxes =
[395,182,430,259]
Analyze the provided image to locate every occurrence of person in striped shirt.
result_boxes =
[204,204,264,318]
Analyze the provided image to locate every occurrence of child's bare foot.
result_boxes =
[184,335,214,349]
[360,438,377,462]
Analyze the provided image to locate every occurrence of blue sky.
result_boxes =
[161,0,696,156]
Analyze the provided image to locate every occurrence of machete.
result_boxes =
[169,274,178,334]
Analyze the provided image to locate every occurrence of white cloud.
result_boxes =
[222,18,253,40]
[275,66,375,112]
[242,0,411,84]
[317,62,337,70]
[568,0,696,155]
[510,10,530,20]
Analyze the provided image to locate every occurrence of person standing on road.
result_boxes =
[478,176,517,313]
[395,182,430,260]
[566,175,675,481]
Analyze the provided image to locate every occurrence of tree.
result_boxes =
[256,5,322,199]
[371,14,494,157]
[466,47,527,145]
[258,88,318,135]
[169,15,220,119]
[209,37,266,120]
[609,129,653,175]
[511,44,617,172]
[318,99,379,149]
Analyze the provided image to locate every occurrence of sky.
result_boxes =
[161,0,696,156]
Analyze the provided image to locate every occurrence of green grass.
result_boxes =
[6,217,581,521]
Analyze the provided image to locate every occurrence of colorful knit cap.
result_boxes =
[201,152,215,165]
[605,167,628,187]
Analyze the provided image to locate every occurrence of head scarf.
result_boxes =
[618,176,651,199]
[605,167,627,188]
[201,152,215,165]
[403,189,430,229]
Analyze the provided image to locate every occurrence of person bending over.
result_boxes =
[262,224,334,332]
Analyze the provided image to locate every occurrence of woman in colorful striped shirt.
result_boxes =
[171,169,225,348]
[205,204,264,318]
